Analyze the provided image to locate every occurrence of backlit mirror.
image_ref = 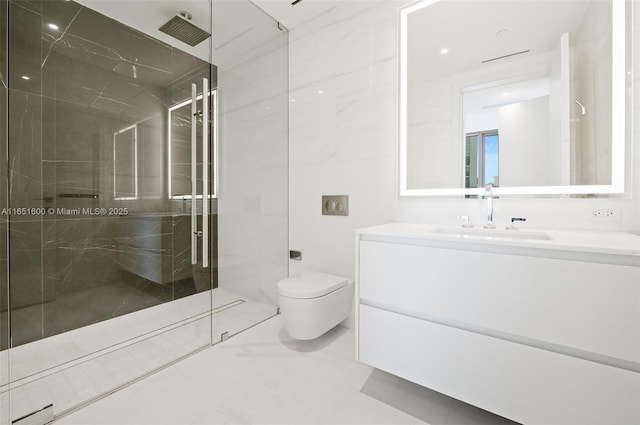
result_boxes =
[399,0,631,196]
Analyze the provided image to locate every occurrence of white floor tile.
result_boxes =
[55,314,517,425]
[56,316,425,425]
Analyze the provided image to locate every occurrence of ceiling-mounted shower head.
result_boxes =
[159,11,210,47]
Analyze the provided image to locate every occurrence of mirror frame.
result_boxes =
[399,0,629,197]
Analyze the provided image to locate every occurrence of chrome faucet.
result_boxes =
[482,184,498,229]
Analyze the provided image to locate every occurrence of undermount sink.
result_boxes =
[435,227,552,241]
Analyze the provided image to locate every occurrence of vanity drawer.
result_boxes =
[358,304,640,425]
[359,240,640,364]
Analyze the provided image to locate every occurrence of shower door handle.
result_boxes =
[190,80,210,267]
[191,83,198,265]
[202,78,209,268]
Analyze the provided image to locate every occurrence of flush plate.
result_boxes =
[322,195,349,216]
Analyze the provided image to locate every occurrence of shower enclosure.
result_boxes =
[0,1,289,423]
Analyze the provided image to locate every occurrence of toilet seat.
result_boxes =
[278,271,349,299]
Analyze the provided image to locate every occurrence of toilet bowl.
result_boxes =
[277,271,354,340]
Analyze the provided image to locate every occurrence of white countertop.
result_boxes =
[356,222,640,261]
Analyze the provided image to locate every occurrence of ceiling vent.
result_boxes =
[482,49,530,64]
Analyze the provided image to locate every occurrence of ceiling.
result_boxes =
[407,0,591,82]
[250,0,339,29]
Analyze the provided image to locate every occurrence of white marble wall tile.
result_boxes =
[289,162,338,218]
[335,157,396,221]
[259,167,289,216]
[218,255,262,300]
[218,213,261,261]
[288,216,337,275]
[289,0,640,292]
[259,215,289,265]
[288,85,337,166]
[255,108,289,169]
[334,88,396,162]
[287,4,339,42]
[219,113,261,170]
[334,16,373,76]
[258,261,288,306]
[289,15,338,90]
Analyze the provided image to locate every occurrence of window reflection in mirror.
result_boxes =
[465,130,499,189]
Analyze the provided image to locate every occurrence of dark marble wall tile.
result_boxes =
[9,1,42,95]
[167,59,214,106]
[45,218,123,294]
[0,88,7,208]
[67,7,173,83]
[8,220,45,346]
[41,280,168,339]
[4,0,218,349]
[8,213,217,347]
[10,0,40,15]
[173,215,193,282]
[170,104,193,197]
[40,0,81,44]
[42,52,115,110]
[0,218,8,351]
[42,50,166,120]
[138,116,165,199]
[50,99,103,162]
[112,216,175,284]
[0,0,7,89]
[8,89,42,211]
[0,0,7,355]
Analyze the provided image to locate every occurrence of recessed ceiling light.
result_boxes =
[440,48,449,55]
[317,90,324,95]
[502,92,509,96]
[290,99,296,103]
[47,22,60,31]
[21,75,30,80]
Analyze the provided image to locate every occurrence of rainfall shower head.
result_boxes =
[159,12,210,47]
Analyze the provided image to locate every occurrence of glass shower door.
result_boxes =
[1,0,9,423]
[3,0,215,422]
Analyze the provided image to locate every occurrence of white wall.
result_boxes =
[288,0,640,300]
[406,77,460,189]
[548,33,569,186]
[289,1,403,282]
[499,96,553,187]
[572,0,613,185]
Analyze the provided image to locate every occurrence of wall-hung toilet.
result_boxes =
[277,271,354,340]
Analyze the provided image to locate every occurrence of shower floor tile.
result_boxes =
[2,289,277,421]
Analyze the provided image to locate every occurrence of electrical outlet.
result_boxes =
[592,208,616,218]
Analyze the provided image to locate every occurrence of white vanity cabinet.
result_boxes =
[355,223,640,425]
